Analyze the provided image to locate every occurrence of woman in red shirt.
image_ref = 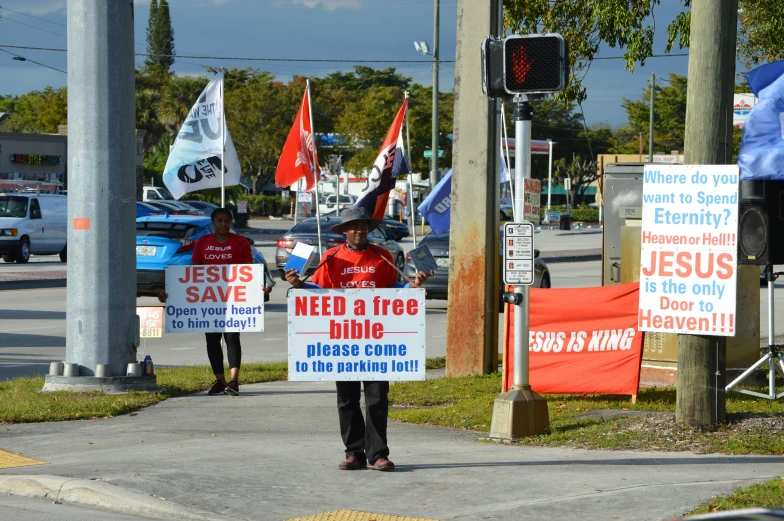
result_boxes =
[162,208,271,396]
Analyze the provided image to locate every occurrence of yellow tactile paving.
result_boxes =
[0,449,47,469]
[285,511,439,521]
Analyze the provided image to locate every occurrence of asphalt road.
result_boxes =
[0,261,602,381]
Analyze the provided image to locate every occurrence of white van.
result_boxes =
[143,186,173,202]
[0,193,68,263]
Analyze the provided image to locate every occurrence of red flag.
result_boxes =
[275,88,319,191]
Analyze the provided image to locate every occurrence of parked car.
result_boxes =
[143,186,173,202]
[136,215,271,297]
[182,200,219,216]
[0,193,67,263]
[318,194,358,215]
[382,216,410,241]
[402,230,551,300]
[136,202,164,218]
[145,201,200,216]
[500,205,514,221]
[275,216,404,280]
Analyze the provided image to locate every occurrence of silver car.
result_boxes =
[275,216,405,280]
[403,230,551,300]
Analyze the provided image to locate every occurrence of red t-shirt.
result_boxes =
[311,244,397,289]
[191,233,253,265]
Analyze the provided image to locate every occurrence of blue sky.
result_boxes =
[0,0,705,132]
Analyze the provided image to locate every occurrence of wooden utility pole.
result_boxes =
[445,0,502,376]
[678,0,738,427]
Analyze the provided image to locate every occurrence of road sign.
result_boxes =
[503,222,535,285]
[298,192,312,203]
[423,149,445,158]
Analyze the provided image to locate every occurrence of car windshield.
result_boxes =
[0,196,28,218]
[137,222,202,239]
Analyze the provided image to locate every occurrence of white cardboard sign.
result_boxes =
[288,289,426,381]
[164,264,265,333]
[638,165,738,336]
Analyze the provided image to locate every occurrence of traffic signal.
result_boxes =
[482,34,568,97]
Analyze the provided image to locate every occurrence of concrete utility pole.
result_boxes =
[430,0,441,189]
[649,73,655,161]
[64,1,138,378]
[445,0,502,376]
[678,0,738,427]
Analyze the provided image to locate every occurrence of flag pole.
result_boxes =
[306,80,324,256]
[220,69,226,208]
[501,104,516,221]
[404,92,417,247]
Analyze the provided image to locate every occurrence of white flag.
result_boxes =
[162,71,241,200]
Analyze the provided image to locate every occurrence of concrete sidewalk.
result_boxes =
[1,376,782,521]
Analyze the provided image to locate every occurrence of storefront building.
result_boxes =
[0,126,146,197]
[0,131,67,193]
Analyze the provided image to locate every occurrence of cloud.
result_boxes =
[1,0,65,16]
[291,0,362,10]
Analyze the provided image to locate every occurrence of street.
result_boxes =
[0,260,599,381]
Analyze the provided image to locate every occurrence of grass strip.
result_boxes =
[0,362,287,424]
[686,477,784,515]
[389,372,784,455]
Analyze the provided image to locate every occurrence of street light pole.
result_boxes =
[431,0,440,190]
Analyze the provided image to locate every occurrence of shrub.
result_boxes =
[569,207,599,223]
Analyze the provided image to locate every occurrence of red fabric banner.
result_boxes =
[503,282,644,395]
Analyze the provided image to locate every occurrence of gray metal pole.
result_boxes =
[648,72,655,162]
[513,102,532,388]
[430,0,440,190]
[66,0,137,377]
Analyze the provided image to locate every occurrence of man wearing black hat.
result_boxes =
[285,206,432,471]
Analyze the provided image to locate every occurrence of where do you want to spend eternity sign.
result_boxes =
[164,264,265,333]
[288,289,426,381]
[639,164,738,336]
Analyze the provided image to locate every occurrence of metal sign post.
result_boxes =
[489,99,550,440]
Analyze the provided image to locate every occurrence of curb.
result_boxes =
[541,253,603,264]
[0,474,236,521]
[0,278,67,291]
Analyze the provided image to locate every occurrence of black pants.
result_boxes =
[204,332,241,376]
[336,381,389,464]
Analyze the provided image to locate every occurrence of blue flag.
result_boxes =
[738,60,784,180]
[417,169,452,238]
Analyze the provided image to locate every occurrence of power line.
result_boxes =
[0,4,66,27]
[0,14,66,37]
[0,47,65,73]
[0,45,454,63]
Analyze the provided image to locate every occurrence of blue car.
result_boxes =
[136,215,271,297]
[136,202,164,218]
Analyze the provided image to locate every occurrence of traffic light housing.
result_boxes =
[482,34,568,97]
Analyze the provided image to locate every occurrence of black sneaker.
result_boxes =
[208,380,226,395]
[224,380,239,396]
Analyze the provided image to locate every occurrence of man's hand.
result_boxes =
[262,285,273,294]
[158,292,168,303]
[285,269,304,288]
[410,270,434,288]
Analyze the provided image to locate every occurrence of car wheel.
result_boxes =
[16,238,30,264]
[540,273,551,288]
[59,244,67,262]
[2,255,13,263]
